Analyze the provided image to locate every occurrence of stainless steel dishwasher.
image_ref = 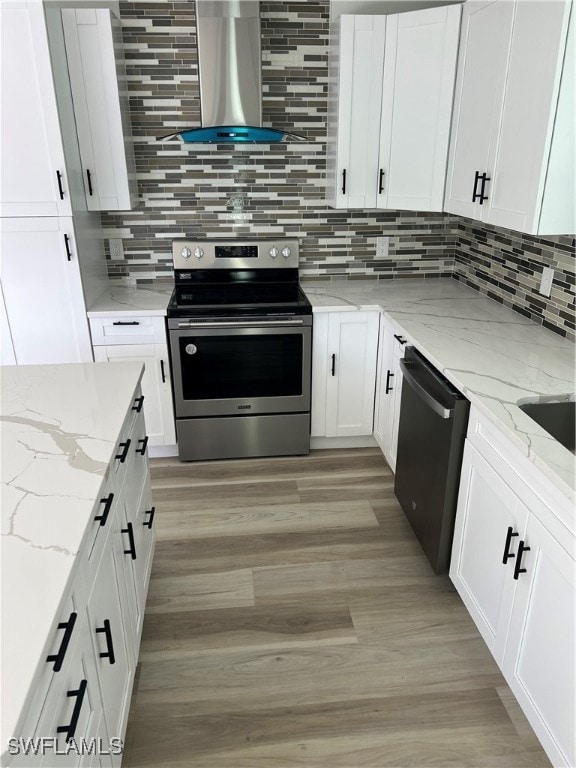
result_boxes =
[394,346,470,574]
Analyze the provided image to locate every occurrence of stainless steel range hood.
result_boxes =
[160,0,305,144]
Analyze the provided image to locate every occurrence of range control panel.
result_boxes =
[172,239,300,270]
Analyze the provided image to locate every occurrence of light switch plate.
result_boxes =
[539,266,554,297]
[376,237,389,259]
[109,239,124,261]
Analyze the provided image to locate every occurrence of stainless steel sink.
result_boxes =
[518,397,575,454]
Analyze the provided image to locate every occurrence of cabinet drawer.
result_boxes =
[110,386,144,488]
[78,471,117,591]
[89,316,166,346]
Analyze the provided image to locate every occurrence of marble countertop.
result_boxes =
[302,278,576,504]
[0,362,144,746]
[87,281,173,317]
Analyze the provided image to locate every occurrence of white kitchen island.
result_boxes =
[1,362,155,767]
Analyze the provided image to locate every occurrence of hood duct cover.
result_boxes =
[160,0,305,144]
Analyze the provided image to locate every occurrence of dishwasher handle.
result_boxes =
[400,358,454,420]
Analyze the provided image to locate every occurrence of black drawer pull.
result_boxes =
[331,353,336,377]
[64,234,72,261]
[341,169,346,195]
[115,439,131,463]
[393,334,407,345]
[122,522,137,560]
[132,395,144,413]
[56,170,65,200]
[502,526,519,564]
[378,168,385,194]
[112,320,140,326]
[385,369,394,394]
[144,506,155,529]
[46,612,77,672]
[94,493,114,527]
[513,541,531,580]
[160,359,166,383]
[86,168,94,196]
[56,679,87,742]
[472,170,491,204]
[96,619,116,665]
[137,435,149,455]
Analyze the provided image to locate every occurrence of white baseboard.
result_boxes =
[310,435,378,450]
[148,444,179,458]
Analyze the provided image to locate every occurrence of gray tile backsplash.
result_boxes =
[103,0,575,340]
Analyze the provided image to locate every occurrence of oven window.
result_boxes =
[178,333,303,400]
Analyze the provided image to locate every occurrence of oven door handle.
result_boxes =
[176,320,305,328]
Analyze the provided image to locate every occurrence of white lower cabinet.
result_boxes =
[373,314,407,472]
[0,217,93,364]
[450,409,575,768]
[5,385,155,767]
[90,316,176,448]
[311,311,380,438]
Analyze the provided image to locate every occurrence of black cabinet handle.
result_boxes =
[64,234,72,262]
[143,506,155,530]
[112,320,140,326]
[56,679,87,742]
[115,439,131,463]
[393,334,407,345]
[96,619,116,665]
[385,369,394,394]
[122,522,137,560]
[341,169,346,195]
[132,395,144,413]
[160,359,166,383]
[378,168,385,194]
[86,169,94,196]
[56,170,65,200]
[331,353,336,377]
[513,541,531,580]
[502,526,519,564]
[137,436,149,455]
[46,612,77,672]
[472,171,491,204]
[94,493,114,527]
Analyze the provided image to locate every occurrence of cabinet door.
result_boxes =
[377,5,460,211]
[0,217,93,364]
[450,441,529,662]
[502,515,575,768]
[444,1,514,220]
[62,9,137,211]
[373,315,394,452]
[0,2,71,217]
[387,349,404,473]
[484,0,571,233]
[93,344,176,446]
[87,544,133,748]
[326,15,386,209]
[326,312,380,437]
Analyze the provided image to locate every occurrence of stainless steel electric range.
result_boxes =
[166,239,313,462]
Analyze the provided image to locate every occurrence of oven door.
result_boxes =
[169,320,312,418]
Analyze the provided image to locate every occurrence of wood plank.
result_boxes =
[145,569,254,614]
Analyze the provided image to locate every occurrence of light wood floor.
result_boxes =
[121,449,550,768]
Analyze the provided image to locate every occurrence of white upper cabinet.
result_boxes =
[445,0,574,235]
[62,8,137,211]
[326,6,460,211]
[377,6,461,211]
[0,2,72,217]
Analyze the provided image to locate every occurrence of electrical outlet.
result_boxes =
[109,239,124,261]
[539,266,554,297]
[376,236,389,259]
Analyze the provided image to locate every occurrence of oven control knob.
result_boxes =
[185,344,198,355]
[281,247,291,259]
[194,247,204,259]
[181,247,191,259]
[269,246,279,259]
